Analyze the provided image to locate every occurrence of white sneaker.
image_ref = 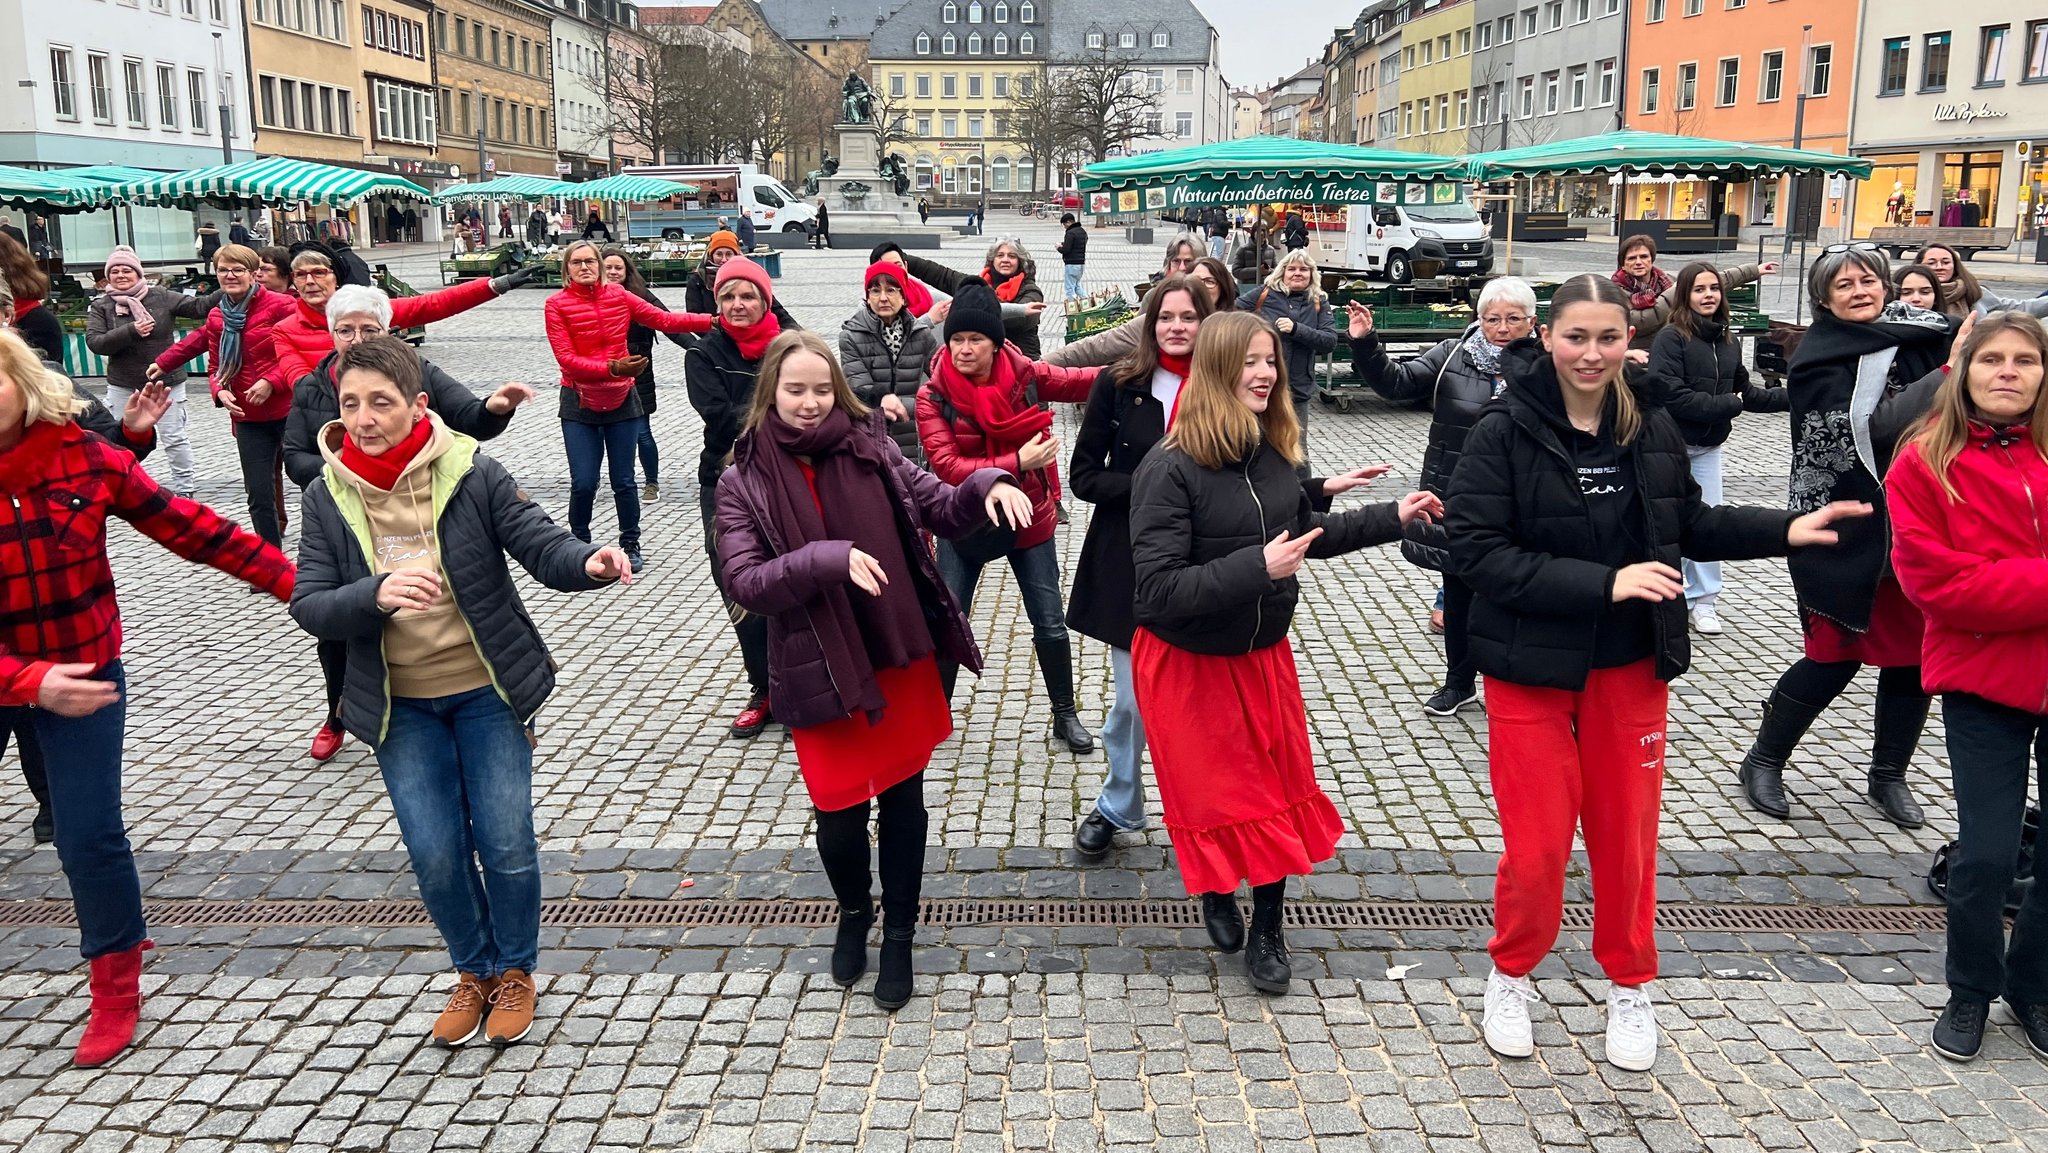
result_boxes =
[1605,984,1659,1071]
[1689,604,1725,635]
[1482,967,1538,1058]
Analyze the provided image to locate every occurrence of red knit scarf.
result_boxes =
[339,416,434,491]
[1157,351,1192,379]
[720,311,784,361]
[930,349,1050,452]
[983,266,1025,303]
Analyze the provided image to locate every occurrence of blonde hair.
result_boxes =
[0,329,79,426]
[1164,312,1301,469]
[1906,312,2048,501]
[1261,249,1326,307]
[213,243,261,272]
[741,331,871,436]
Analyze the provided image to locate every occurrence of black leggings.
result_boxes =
[1443,574,1475,690]
[814,772,928,931]
[318,638,347,722]
[1775,659,1922,707]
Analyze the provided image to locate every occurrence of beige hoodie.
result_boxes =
[320,412,493,700]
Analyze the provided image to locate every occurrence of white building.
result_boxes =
[1048,0,1233,183]
[0,0,255,260]
[544,2,613,177]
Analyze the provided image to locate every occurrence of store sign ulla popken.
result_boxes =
[1932,102,2009,125]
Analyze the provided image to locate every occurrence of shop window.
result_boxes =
[1922,32,1950,91]
[1880,38,1907,94]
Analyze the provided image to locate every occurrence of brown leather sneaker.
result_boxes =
[484,969,536,1045]
[430,973,496,1047]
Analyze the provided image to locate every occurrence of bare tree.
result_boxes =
[604,26,702,166]
[1051,48,1166,164]
[1010,72,1079,192]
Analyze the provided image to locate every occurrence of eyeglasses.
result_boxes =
[294,268,336,280]
[1819,242,1882,256]
[1480,315,1531,327]
[332,325,386,340]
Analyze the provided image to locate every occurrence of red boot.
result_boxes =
[74,940,152,1068]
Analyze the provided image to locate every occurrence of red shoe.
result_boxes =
[75,940,152,1068]
[730,695,772,739]
[309,722,345,762]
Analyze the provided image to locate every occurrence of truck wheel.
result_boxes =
[1386,251,1413,285]
[662,229,685,240]
[783,221,807,233]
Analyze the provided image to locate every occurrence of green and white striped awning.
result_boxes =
[432,175,576,203]
[99,156,434,210]
[565,174,698,203]
[0,165,99,212]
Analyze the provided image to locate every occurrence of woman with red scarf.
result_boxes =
[899,237,1047,357]
[1613,234,1774,349]
[269,248,536,387]
[916,281,1099,750]
[0,233,61,362]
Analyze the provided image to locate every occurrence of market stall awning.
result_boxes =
[433,175,577,203]
[99,156,434,210]
[1464,130,1873,182]
[0,165,101,212]
[564,174,699,203]
[1076,137,1472,211]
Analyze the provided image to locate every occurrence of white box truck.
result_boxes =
[1342,199,1494,283]
[618,164,816,240]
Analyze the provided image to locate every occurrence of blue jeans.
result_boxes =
[563,419,641,551]
[375,686,541,977]
[1683,445,1723,607]
[33,661,145,960]
[1064,264,1085,297]
[634,417,659,487]
[936,536,1069,643]
[1093,647,1148,829]
[1208,236,1227,260]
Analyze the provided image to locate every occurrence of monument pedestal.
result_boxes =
[815,122,943,247]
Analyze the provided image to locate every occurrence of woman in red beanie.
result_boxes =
[840,261,942,466]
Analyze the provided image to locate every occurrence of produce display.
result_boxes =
[1065,288,1131,342]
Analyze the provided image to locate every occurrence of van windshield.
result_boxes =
[1406,204,1479,224]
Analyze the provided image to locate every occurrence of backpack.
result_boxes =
[1927,805,2039,915]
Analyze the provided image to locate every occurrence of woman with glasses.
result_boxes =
[1346,276,1538,717]
[895,237,1049,358]
[1911,243,2048,321]
[1612,234,1776,349]
[269,249,535,391]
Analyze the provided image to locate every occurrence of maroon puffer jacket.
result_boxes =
[544,281,710,412]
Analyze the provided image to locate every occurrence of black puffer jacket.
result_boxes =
[901,252,1044,358]
[1352,326,1506,570]
[283,350,514,489]
[838,306,940,465]
[627,286,695,415]
[1646,320,1787,447]
[1446,340,1795,691]
[1241,285,1338,402]
[1130,439,1402,656]
[684,326,761,488]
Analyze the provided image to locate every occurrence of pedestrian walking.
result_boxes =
[917,196,930,225]
[498,207,514,240]
[1736,246,1957,828]
[714,330,1033,1010]
[916,282,1100,749]
[898,238,1047,358]
[812,200,832,250]
[291,335,633,1048]
[545,241,712,572]
[0,234,61,363]
[1128,310,1438,994]
[736,210,756,253]
[0,329,293,1068]
[1446,275,1869,1071]
[1647,262,1790,637]
[227,217,252,247]
[1888,312,2048,1063]
[526,209,548,247]
[1240,250,1336,474]
[270,249,533,387]
[1056,213,1088,298]
[194,221,221,266]
[840,260,941,466]
[602,247,693,502]
[85,246,216,496]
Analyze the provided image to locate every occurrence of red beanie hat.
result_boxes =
[863,261,910,294]
[713,256,773,308]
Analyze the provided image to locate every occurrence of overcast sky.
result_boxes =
[1192,0,1340,90]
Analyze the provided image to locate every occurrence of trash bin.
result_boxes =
[2036,230,2048,264]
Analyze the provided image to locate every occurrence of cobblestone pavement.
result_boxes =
[3,220,2045,1150]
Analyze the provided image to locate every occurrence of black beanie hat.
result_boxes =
[944,280,1007,347]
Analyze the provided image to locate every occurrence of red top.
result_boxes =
[913,343,1095,551]
[153,286,299,423]
[270,276,499,386]
[544,281,713,412]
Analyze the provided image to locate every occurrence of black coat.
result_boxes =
[1445,340,1795,691]
[1647,321,1787,448]
[682,271,800,329]
[684,326,760,489]
[283,350,514,489]
[1056,223,1088,266]
[838,307,939,464]
[901,253,1044,358]
[626,287,694,415]
[1351,328,1505,570]
[14,305,62,364]
[1130,439,1401,656]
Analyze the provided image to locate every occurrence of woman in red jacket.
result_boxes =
[545,240,712,571]
[1889,311,2048,1064]
[268,249,535,387]
[915,280,1098,750]
[0,329,294,1068]
[148,244,299,546]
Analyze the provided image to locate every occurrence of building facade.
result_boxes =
[549,4,613,178]
[606,11,655,170]
[1470,0,1625,215]
[246,0,369,169]
[1230,90,1262,139]
[869,0,1050,204]
[1259,61,1323,138]
[1848,2,2048,240]
[432,0,558,182]
[1392,0,1479,157]
[756,0,904,79]
[1050,0,1233,168]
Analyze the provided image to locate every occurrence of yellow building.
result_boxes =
[246,0,365,168]
[430,0,559,182]
[1392,0,1479,157]
[870,0,1049,204]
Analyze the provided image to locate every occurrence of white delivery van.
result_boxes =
[620,165,817,239]
[1345,200,1494,283]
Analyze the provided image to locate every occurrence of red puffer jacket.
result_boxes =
[271,276,499,385]
[915,343,1095,551]
[0,419,294,706]
[544,282,712,413]
[1890,427,2048,716]
[153,286,298,423]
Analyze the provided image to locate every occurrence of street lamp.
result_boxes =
[1782,24,1812,257]
[471,79,488,183]
[212,32,232,164]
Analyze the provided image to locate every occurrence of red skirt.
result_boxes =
[791,654,952,813]
[1803,576,1925,668]
[1130,628,1345,895]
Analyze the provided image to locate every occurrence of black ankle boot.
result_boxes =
[1202,893,1245,953]
[1245,882,1291,994]
[874,927,915,1011]
[1034,637,1095,753]
[1867,685,1930,829]
[31,804,53,844]
[1738,690,1827,820]
[831,902,874,987]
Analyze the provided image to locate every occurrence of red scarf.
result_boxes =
[983,266,1025,303]
[931,347,1051,452]
[720,311,784,361]
[339,416,435,492]
[15,297,41,316]
[1157,351,1192,379]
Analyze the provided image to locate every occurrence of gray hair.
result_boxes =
[1808,248,1892,315]
[1476,276,1537,317]
[1262,249,1326,306]
[984,236,1034,273]
[1162,232,1204,268]
[325,285,394,331]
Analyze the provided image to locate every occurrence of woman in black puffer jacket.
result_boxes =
[839,260,940,466]
[1646,262,1789,639]
[1346,276,1537,717]
[1239,250,1337,473]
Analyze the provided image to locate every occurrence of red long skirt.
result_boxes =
[1131,628,1345,896]
[791,654,951,813]
[1803,576,1924,668]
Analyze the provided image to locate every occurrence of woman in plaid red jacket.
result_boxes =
[0,330,295,1069]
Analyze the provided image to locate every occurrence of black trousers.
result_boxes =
[318,638,347,722]
[1942,692,2048,1005]
[814,772,927,931]
[235,418,289,547]
[1,706,49,810]
[699,484,770,696]
[1443,573,1475,691]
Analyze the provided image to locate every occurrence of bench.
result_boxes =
[1862,225,2014,260]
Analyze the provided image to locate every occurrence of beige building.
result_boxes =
[431,0,559,182]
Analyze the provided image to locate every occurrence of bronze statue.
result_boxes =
[878,154,911,197]
[841,74,876,125]
[800,151,839,198]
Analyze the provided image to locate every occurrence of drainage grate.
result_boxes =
[0,898,1947,935]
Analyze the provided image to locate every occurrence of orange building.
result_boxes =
[1623,0,1858,239]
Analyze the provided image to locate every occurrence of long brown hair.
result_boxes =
[1543,274,1644,445]
[1163,311,1301,469]
[1193,257,1236,311]
[1905,312,2048,500]
[1111,275,1212,385]
[1915,243,1983,311]
[1667,261,1729,341]
[0,234,49,304]
[740,330,871,437]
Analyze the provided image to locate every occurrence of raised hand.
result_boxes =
[1758,261,1781,275]
[586,547,635,584]
[1611,561,1684,603]
[1263,527,1322,579]
[1787,500,1874,547]
[122,382,172,434]
[375,570,443,614]
[848,548,890,597]
[486,383,537,414]
[1345,301,1375,339]
[985,481,1035,529]
[36,663,121,717]
[1320,463,1391,497]
[1396,490,1444,526]
[1017,432,1060,471]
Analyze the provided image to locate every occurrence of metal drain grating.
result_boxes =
[0,898,1948,935]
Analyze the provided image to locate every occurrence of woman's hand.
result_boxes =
[1275,316,1296,335]
[1945,312,1978,372]
[1263,527,1322,579]
[1759,261,1781,275]
[1022,301,1047,317]
[486,383,537,414]
[1787,500,1874,547]
[880,393,909,422]
[925,299,953,325]
[376,570,443,613]
[1396,491,1444,526]
[144,362,165,383]
[585,547,635,584]
[986,481,1034,529]
[1017,432,1060,471]
[1345,301,1375,339]
[245,378,273,406]
[1611,561,1684,603]
[35,663,120,717]
[131,313,155,338]
[848,548,890,597]
[1625,348,1650,366]
[1320,463,1391,497]
[216,388,246,419]
[122,382,172,435]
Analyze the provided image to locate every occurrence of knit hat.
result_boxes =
[863,261,910,295]
[704,230,742,258]
[943,280,1005,347]
[713,256,774,307]
[105,245,145,278]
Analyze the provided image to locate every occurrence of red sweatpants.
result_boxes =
[1484,658,1668,987]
